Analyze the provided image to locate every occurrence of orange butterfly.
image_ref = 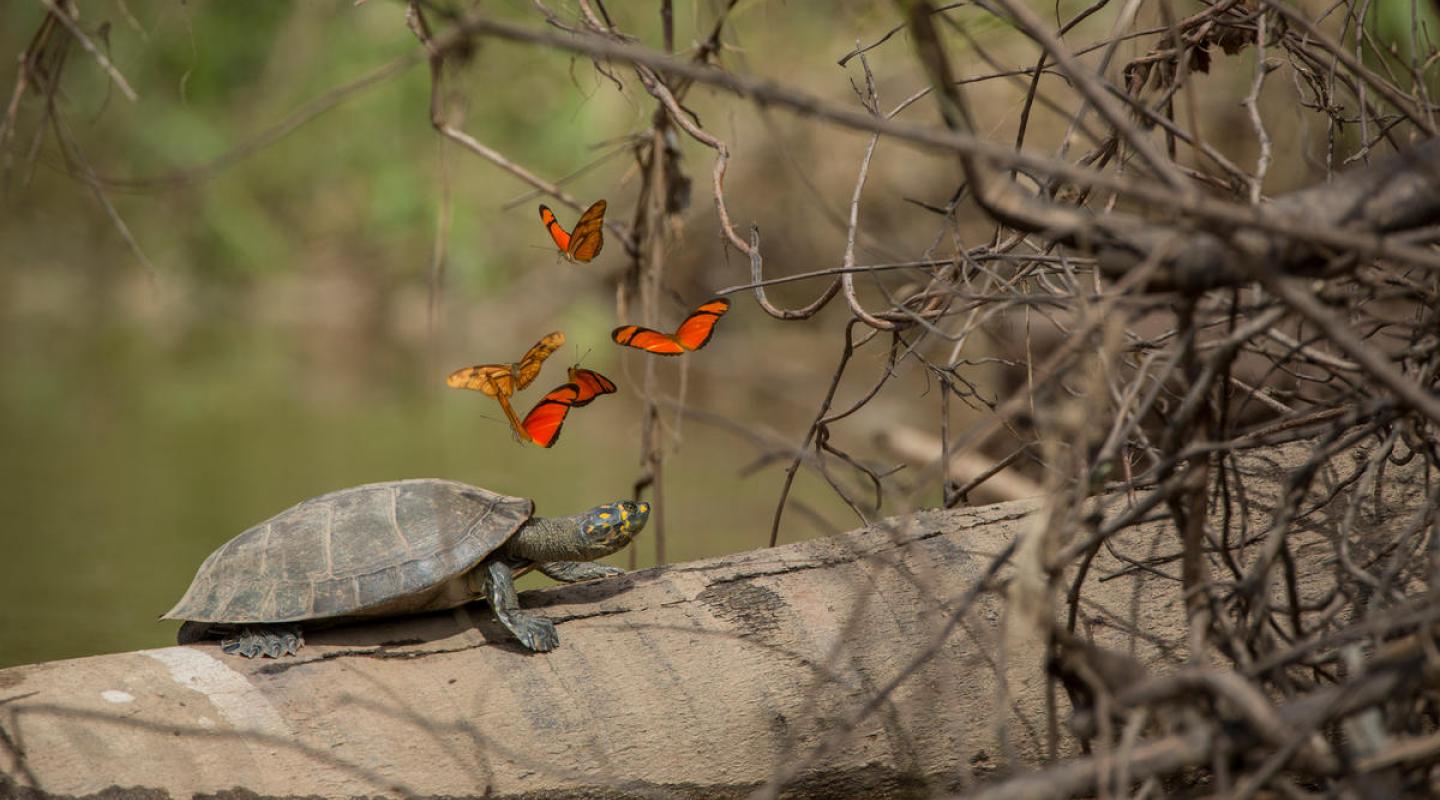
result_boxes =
[520,368,617,448]
[446,331,565,438]
[566,366,617,406]
[612,298,730,355]
[520,384,581,448]
[539,199,606,263]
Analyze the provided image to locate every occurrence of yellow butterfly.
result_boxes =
[446,331,565,438]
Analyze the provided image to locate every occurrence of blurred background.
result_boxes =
[1,0,1426,668]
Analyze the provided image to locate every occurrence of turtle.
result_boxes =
[163,479,648,657]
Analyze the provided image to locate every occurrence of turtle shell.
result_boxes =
[163,479,534,624]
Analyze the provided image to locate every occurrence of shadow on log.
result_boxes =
[0,440,1433,799]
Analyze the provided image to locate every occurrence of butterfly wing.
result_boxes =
[671,298,730,351]
[538,205,571,253]
[521,383,582,448]
[446,364,515,398]
[611,298,730,356]
[565,199,606,262]
[514,330,566,390]
[567,367,618,406]
[447,366,527,439]
[611,324,686,355]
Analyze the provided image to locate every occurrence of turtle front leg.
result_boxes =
[484,560,559,652]
[538,561,625,583]
[218,624,304,658]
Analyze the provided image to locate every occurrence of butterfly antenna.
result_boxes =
[663,284,689,311]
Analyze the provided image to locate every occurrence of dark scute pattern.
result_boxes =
[272,504,328,583]
[273,584,312,620]
[312,576,360,617]
[355,566,403,606]
[163,479,533,623]
[223,584,266,620]
[399,558,440,592]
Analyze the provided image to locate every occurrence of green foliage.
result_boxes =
[1359,0,1440,107]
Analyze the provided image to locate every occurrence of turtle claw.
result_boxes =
[538,560,626,583]
[220,635,265,658]
[280,628,302,655]
[509,614,559,653]
[220,625,304,658]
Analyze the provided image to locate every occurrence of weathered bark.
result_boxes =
[0,442,1430,799]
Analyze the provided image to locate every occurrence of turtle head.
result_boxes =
[579,500,649,555]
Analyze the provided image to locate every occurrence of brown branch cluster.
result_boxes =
[425,1,1440,795]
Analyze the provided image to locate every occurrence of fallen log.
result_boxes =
[0,441,1430,799]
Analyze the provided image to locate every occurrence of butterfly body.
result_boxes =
[612,298,730,355]
[539,199,606,263]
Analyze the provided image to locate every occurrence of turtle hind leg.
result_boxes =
[176,620,215,645]
[538,560,624,583]
[485,560,558,652]
[219,624,304,658]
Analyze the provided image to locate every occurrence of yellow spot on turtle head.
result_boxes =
[600,512,612,520]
